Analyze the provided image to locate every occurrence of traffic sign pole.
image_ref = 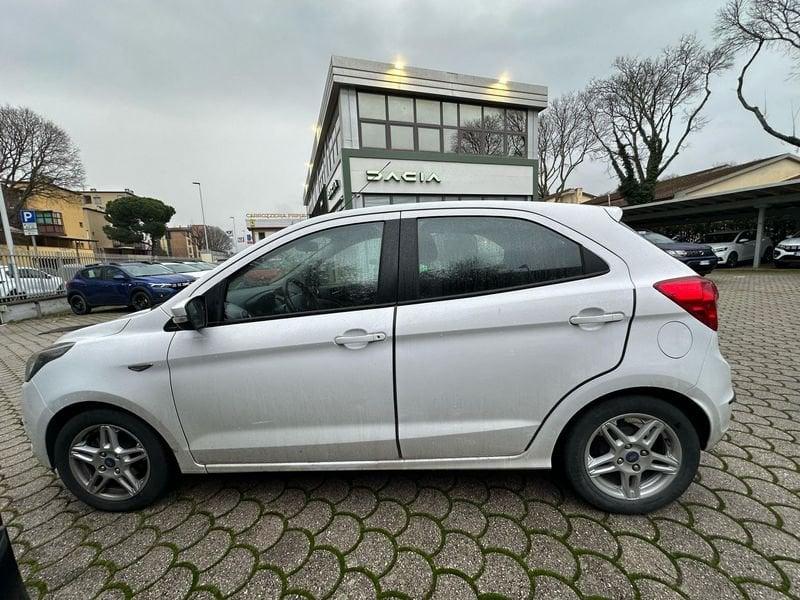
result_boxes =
[0,185,24,296]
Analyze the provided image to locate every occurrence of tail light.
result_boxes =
[654,276,719,331]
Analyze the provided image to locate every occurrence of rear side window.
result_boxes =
[415,216,606,300]
[80,267,102,279]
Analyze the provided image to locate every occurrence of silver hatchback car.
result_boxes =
[22,202,733,513]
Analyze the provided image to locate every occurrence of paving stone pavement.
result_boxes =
[0,270,799,599]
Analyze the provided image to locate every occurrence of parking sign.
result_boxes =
[20,210,38,236]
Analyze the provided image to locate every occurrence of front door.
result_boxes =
[168,216,400,465]
[394,209,634,459]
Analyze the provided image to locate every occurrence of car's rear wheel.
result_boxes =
[53,408,172,511]
[130,290,152,311]
[69,294,91,315]
[762,247,773,263]
[725,252,738,268]
[561,395,700,514]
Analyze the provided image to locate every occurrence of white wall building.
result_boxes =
[303,56,548,216]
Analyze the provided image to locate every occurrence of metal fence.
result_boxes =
[0,250,183,304]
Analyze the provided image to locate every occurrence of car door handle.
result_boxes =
[569,312,625,325]
[334,332,386,345]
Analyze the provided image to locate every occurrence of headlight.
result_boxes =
[777,245,787,250]
[151,283,177,289]
[666,249,688,257]
[25,343,74,382]
[714,247,728,252]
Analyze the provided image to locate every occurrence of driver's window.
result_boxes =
[222,221,384,322]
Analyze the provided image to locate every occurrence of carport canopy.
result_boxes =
[621,178,800,267]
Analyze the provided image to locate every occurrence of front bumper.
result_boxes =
[774,248,800,266]
[678,256,719,272]
[21,381,55,469]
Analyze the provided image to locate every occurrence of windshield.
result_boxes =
[639,231,674,244]
[700,232,737,244]
[161,263,199,273]
[120,263,173,276]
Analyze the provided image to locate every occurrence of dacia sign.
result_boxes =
[366,170,441,184]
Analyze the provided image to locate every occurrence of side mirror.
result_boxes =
[739,238,750,243]
[170,297,207,329]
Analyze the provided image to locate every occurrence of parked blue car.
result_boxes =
[67,262,194,315]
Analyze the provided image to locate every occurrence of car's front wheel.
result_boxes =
[53,408,172,511]
[561,395,700,514]
[130,290,152,311]
[725,252,738,268]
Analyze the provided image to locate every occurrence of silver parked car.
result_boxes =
[22,202,733,514]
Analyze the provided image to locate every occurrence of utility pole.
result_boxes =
[192,181,210,252]
[0,184,23,294]
[229,216,237,253]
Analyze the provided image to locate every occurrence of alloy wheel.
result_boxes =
[67,424,150,501]
[584,413,682,501]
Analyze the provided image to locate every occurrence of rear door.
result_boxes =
[394,207,634,459]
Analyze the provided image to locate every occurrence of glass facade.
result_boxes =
[308,112,343,211]
[357,92,528,157]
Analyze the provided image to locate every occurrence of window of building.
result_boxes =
[34,211,65,234]
[222,222,384,322]
[356,94,528,157]
[415,217,593,300]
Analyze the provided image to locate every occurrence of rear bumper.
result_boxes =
[690,338,734,449]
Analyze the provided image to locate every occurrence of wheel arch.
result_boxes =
[45,401,179,472]
[552,386,711,463]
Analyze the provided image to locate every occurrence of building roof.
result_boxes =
[584,153,800,207]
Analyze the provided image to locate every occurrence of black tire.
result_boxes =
[561,395,700,514]
[130,290,152,311]
[53,408,173,511]
[69,294,91,315]
[762,247,773,263]
[725,252,738,268]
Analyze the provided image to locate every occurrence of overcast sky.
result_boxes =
[2,0,797,230]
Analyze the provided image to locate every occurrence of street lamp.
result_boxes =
[191,181,210,252]
[229,216,237,253]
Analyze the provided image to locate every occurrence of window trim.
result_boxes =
[204,218,400,328]
[397,215,610,304]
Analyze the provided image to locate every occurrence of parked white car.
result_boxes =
[22,202,733,514]
[773,232,800,268]
[156,262,209,280]
[699,230,773,267]
[0,266,65,299]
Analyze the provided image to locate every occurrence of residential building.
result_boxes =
[164,226,202,258]
[246,213,307,242]
[80,188,135,253]
[543,188,597,204]
[302,56,547,216]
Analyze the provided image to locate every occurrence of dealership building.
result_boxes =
[303,56,548,215]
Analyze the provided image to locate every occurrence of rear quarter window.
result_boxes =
[415,216,607,300]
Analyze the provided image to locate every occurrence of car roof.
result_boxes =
[274,201,621,240]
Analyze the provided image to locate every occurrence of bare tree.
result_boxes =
[0,106,85,225]
[190,224,233,253]
[585,35,732,204]
[716,0,800,148]
[537,92,593,199]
